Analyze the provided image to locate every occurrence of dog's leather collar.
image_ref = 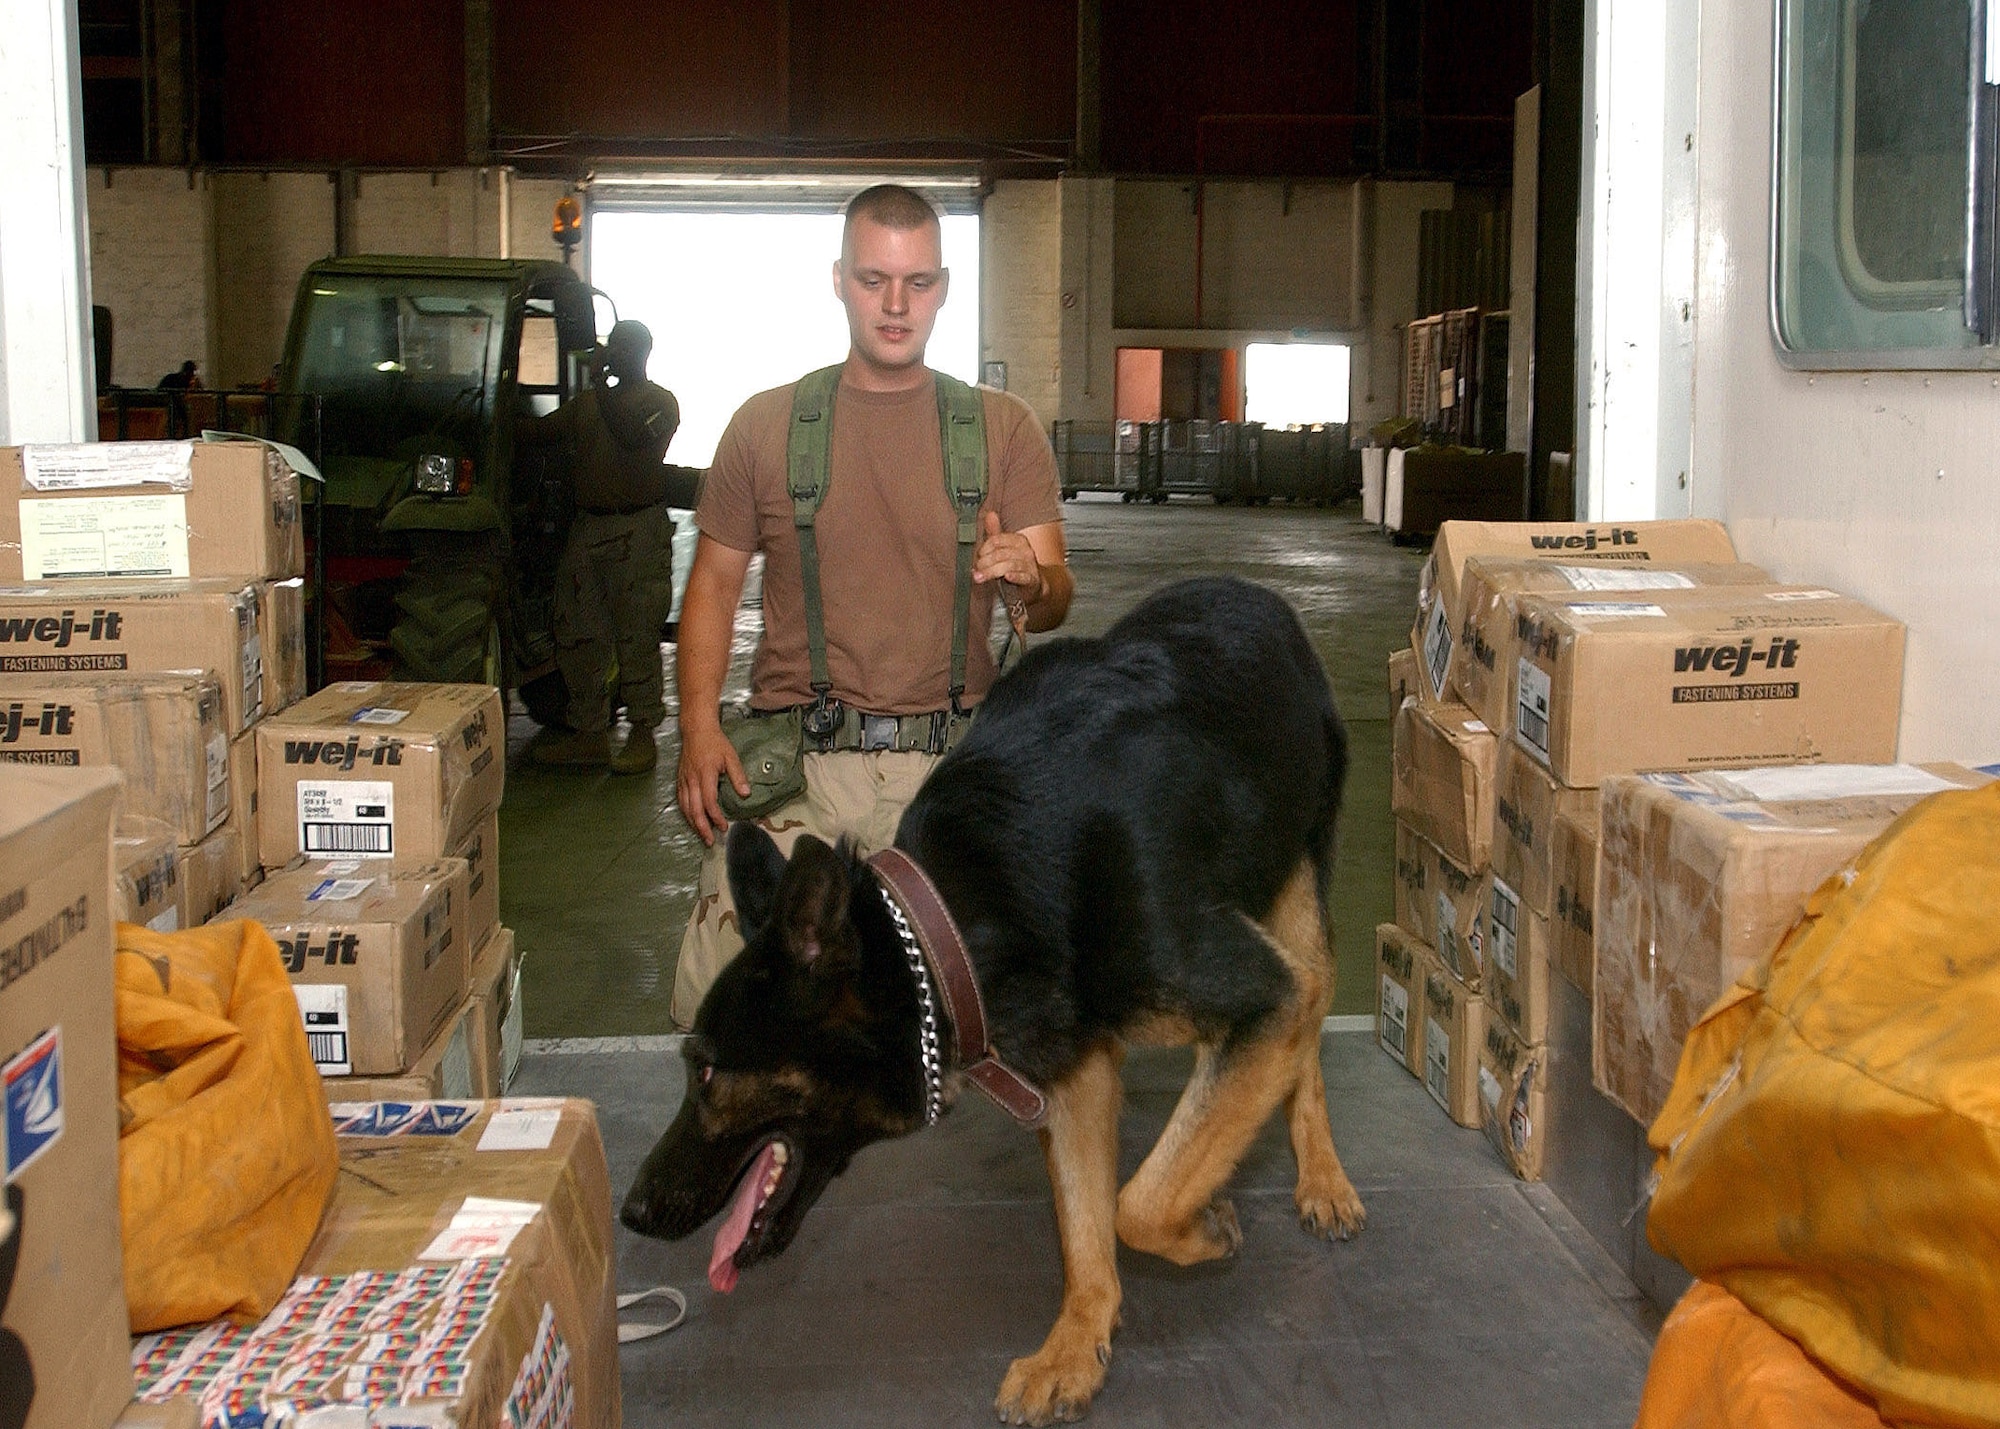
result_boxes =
[868,847,1049,1129]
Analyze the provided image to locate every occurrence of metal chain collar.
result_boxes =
[878,883,945,1126]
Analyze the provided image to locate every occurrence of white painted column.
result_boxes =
[0,0,95,443]
[1575,0,1701,521]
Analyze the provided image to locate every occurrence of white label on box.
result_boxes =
[1479,1065,1503,1120]
[1377,975,1409,1067]
[20,439,194,491]
[205,732,230,834]
[350,706,411,725]
[1765,588,1841,601]
[319,859,364,876]
[299,780,395,857]
[478,1103,563,1153]
[295,985,352,1076]
[1424,1017,1451,1111]
[1463,718,1489,734]
[499,965,524,1092]
[1554,565,1695,592]
[1515,658,1552,760]
[1435,892,1461,976]
[1716,763,1958,803]
[1490,878,1522,980]
[1421,599,1453,701]
[241,632,264,723]
[306,877,374,902]
[147,906,181,933]
[417,1195,541,1261]
[440,1017,474,1100]
[18,493,191,578]
[1565,602,1666,619]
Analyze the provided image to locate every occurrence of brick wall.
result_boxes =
[980,180,1062,428]
[86,169,214,388]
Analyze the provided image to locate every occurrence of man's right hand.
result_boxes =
[677,716,750,846]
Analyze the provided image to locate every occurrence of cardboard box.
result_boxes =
[0,673,227,844]
[1388,645,1423,721]
[319,994,485,1103]
[1492,740,1597,913]
[1593,762,1992,1126]
[1392,821,1489,987]
[179,825,245,928]
[0,579,266,735]
[1551,805,1600,994]
[114,1402,199,1429]
[1375,923,1425,1076]
[470,926,522,1097]
[1479,1019,1547,1181]
[1413,519,1739,703]
[113,815,182,932]
[1420,950,1486,1128]
[0,440,301,584]
[454,808,501,968]
[258,682,504,868]
[1509,586,1906,787]
[259,576,307,716]
[130,1099,617,1428]
[1485,875,1552,1044]
[226,858,470,1077]
[0,766,135,1429]
[1390,696,1497,870]
[1451,558,1769,732]
[223,728,260,887]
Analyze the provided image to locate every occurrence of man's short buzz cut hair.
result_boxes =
[844,184,941,234]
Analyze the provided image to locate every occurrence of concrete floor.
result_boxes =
[501,495,1427,1036]
[497,495,1659,1425]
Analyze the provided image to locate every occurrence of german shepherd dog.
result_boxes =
[623,576,1365,1424]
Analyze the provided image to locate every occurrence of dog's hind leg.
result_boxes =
[1263,861,1368,1240]
[997,1040,1124,1428]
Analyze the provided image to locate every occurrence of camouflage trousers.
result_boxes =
[669,748,937,1030]
[554,505,674,731]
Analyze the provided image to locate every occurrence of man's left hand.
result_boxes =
[973,510,1044,604]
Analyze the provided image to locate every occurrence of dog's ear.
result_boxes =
[775,836,855,972]
[726,823,789,941]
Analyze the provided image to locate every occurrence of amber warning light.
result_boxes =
[553,196,583,257]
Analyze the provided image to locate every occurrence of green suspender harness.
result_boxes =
[786,365,991,750]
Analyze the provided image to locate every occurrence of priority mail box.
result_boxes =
[1375,923,1425,1076]
[1509,586,1906,787]
[0,674,227,844]
[0,579,265,735]
[470,926,522,1096]
[0,766,136,1429]
[113,816,182,932]
[1478,1018,1547,1181]
[453,807,501,970]
[1551,806,1600,994]
[1593,762,1991,1126]
[1493,740,1596,913]
[226,857,470,1076]
[130,1099,617,1429]
[1420,950,1486,1128]
[1413,519,1739,703]
[1392,821,1489,987]
[259,576,307,716]
[0,439,302,583]
[257,682,504,868]
[1485,875,1551,1044]
[1451,558,1770,733]
[1390,696,1497,870]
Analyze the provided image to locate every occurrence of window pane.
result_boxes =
[1775,0,1980,358]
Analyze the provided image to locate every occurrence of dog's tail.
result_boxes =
[1306,701,1349,914]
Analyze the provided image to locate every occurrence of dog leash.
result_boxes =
[617,1285,688,1343]
[998,589,1030,673]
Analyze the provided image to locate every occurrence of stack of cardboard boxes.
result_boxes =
[1382,518,1915,1181]
[0,439,307,935]
[229,680,521,1103]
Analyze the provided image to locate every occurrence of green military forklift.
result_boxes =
[274,254,604,726]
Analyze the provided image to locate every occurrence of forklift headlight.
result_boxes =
[414,453,454,494]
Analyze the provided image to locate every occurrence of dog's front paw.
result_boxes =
[1297,1175,1366,1241]
[995,1331,1110,1425]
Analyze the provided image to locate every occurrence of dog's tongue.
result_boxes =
[708,1141,780,1294]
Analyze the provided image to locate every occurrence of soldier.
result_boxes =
[520,319,690,774]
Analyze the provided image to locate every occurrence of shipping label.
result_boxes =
[299,780,395,858]
[294,984,352,1075]
[1514,658,1552,761]
[1377,975,1409,1066]
[18,493,191,578]
[1424,1017,1451,1111]
[1489,878,1522,980]
[206,732,230,834]
[2,1026,62,1182]
[21,439,194,491]
[1553,565,1694,591]
[1421,600,1453,700]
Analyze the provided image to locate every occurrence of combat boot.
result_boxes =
[610,725,657,776]
[531,727,611,768]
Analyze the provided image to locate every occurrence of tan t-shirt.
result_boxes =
[696,371,1062,714]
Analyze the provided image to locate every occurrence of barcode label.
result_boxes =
[1421,601,1453,701]
[304,823,393,854]
[295,985,352,1075]
[1554,565,1694,592]
[1515,657,1552,760]
[1378,976,1409,1066]
[1425,1018,1451,1110]
[308,1030,349,1066]
[1435,893,1461,977]
[1490,879,1521,979]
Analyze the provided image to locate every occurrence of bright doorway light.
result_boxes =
[589,210,981,467]
[1244,342,1350,426]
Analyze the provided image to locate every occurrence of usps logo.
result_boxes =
[3,1028,62,1183]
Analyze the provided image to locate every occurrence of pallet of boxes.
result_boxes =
[1381,517,1938,1191]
